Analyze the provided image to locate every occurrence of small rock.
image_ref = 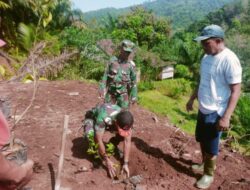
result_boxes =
[125,183,134,190]
[223,155,241,164]
[65,157,71,161]
[66,129,72,134]
[78,166,88,172]
[22,187,33,190]
[129,175,143,185]
[74,166,89,174]
[183,153,191,158]
[152,115,159,123]
[194,150,201,154]
[230,149,237,153]
[0,98,11,118]
[159,173,165,177]
[11,115,22,121]
[135,184,147,190]
[68,92,79,96]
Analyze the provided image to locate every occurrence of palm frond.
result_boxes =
[10,42,78,81]
[0,1,10,9]
[18,23,35,51]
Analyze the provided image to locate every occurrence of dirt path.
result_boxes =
[1,81,250,190]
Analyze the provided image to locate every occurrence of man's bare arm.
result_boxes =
[217,83,241,130]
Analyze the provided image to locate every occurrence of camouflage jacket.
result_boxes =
[91,103,121,131]
[99,56,137,101]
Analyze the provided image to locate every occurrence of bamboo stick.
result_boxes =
[55,115,69,190]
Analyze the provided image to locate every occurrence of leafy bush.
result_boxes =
[138,81,155,92]
[237,94,250,127]
[175,64,192,79]
[112,7,171,50]
[153,78,192,99]
[42,33,62,56]
[56,58,105,81]
[225,94,250,154]
[55,26,107,80]
[232,94,250,134]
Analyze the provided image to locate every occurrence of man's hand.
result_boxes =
[105,158,117,179]
[217,117,230,131]
[121,163,130,178]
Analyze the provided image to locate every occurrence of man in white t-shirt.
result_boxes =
[186,24,242,189]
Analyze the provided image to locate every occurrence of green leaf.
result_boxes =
[0,65,5,76]
[18,23,35,51]
[43,12,52,27]
[0,1,10,9]
[22,74,34,83]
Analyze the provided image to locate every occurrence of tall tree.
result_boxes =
[112,7,171,50]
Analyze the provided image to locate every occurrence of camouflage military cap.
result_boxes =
[121,40,135,52]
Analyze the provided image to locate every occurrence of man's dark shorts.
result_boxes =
[195,110,222,155]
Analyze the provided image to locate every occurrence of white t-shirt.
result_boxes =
[198,48,242,116]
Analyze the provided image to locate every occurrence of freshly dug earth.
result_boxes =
[1,81,250,190]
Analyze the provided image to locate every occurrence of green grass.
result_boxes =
[138,90,197,134]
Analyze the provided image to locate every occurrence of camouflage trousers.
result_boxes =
[104,92,129,109]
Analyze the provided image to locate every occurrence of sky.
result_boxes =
[72,0,149,13]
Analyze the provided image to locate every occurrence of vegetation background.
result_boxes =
[0,0,249,154]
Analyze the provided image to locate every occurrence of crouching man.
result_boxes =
[82,103,133,179]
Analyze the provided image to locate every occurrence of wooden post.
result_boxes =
[55,115,69,190]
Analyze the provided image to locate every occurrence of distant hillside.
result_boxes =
[83,0,237,29]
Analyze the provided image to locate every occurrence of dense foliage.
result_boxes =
[111,7,171,49]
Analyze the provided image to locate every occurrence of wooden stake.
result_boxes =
[55,115,69,190]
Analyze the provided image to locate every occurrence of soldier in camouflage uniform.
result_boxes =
[99,40,137,109]
[82,103,134,179]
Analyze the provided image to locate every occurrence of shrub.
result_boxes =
[153,78,192,99]
[232,94,250,134]
[175,64,192,79]
[138,81,155,92]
